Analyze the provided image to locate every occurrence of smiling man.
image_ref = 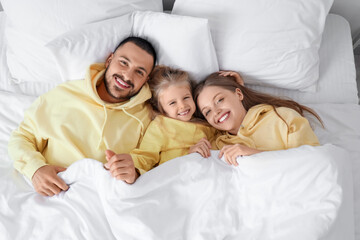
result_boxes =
[8,37,157,197]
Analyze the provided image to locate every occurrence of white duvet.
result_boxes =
[0,144,344,240]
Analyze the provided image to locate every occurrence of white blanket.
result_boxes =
[0,144,344,240]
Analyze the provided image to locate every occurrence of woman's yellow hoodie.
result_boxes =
[216,104,319,150]
[8,63,152,179]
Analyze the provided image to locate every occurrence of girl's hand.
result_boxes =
[189,137,212,158]
[219,144,261,166]
[218,70,244,86]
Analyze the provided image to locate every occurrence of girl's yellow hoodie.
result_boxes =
[8,63,152,180]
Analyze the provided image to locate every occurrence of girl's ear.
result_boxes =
[105,53,114,68]
[235,88,244,101]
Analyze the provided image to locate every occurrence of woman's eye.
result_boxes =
[120,60,128,66]
[217,98,224,104]
[205,110,211,116]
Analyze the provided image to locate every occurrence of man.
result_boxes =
[8,37,156,196]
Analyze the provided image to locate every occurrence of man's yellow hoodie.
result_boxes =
[8,63,152,180]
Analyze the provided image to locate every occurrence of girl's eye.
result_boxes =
[205,110,211,117]
[184,96,190,100]
[169,101,175,106]
[217,98,224,104]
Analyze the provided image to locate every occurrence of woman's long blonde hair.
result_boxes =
[148,65,193,115]
[193,72,323,127]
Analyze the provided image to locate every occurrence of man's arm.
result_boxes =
[8,96,69,196]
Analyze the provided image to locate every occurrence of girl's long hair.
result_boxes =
[193,72,323,127]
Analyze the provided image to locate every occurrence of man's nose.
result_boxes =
[122,69,135,81]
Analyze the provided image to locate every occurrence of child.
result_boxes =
[194,71,322,166]
[106,66,228,182]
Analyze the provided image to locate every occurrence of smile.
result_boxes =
[115,76,131,89]
[178,109,190,116]
[218,112,229,123]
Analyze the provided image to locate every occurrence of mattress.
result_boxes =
[0,10,359,240]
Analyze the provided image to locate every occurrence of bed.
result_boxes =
[0,0,359,239]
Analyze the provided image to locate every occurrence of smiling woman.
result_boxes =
[194,71,322,165]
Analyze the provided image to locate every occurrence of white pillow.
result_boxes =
[46,11,219,82]
[172,0,334,92]
[132,11,218,82]
[1,0,163,83]
[46,14,133,81]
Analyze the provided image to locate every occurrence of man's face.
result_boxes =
[102,42,154,103]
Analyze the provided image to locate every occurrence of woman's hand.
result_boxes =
[189,137,212,158]
[218,70,244,86]
[219,144,261,166]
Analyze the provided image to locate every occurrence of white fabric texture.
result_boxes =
[0,88,359,239]
[0,12,58,96]
[132,11,218,82]
[172,0,334,92]
[0,12,358,103]
[46,14,133,81]
[0,146,343,240]
[1,0,163,84]
[248,14,358,105]
[47,11,219,83]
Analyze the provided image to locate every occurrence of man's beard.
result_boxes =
[104,68,136,102]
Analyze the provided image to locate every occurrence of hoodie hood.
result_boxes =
[85,63,152,149]
[85,63,152,110]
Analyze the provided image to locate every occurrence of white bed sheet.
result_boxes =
[0,91,358,239]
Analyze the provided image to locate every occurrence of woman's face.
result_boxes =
[197,86,247,135]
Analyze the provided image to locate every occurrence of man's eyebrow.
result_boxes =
[201,93,221,112]
[120,56,148,74]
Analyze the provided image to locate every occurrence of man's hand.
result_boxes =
[219,144,261,166]
[32,165,68,197]
[189,137,212,158]
[104,150,139,184]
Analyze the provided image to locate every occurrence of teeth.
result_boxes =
[115,76,129,88]
[219,113,228,123]
[178,110,189,116]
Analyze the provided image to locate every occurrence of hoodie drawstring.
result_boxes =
[97,106,145,150]
[122,108,145,138]
[97,105,108,149]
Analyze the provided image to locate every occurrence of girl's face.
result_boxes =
[159,84,196,122]
[197,86,247,135]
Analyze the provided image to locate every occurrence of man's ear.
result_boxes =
[236,88,244,101]
[105,53,114,68]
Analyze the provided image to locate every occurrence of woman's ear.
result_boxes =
[235,88,244,100]
[105,53,114,68]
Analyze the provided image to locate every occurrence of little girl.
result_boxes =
[194,72,322,166]
[106,66,239,182]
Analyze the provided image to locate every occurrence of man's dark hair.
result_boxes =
[114,36,157,71]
